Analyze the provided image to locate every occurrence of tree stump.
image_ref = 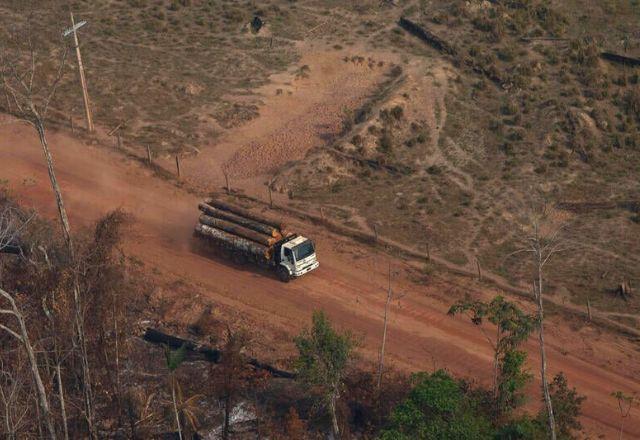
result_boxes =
[617,280,633,300]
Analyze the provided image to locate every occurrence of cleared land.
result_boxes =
[1,0,640,436]
[1,120,640,437]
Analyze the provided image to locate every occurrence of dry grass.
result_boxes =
[1,0,349,154]
[273,0,640,319]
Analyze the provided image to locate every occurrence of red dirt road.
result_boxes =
[1,123,639,437]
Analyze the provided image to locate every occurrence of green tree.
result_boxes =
[294,310,356,439]
[379,370,493,440]
[537,373,585,439]
[494,416,544,439]
[497,350,532,418]
[448,295,535,418]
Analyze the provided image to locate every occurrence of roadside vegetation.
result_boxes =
[0,203,587,438]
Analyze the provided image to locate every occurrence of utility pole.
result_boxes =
[64,13,94,132]
[376,262,393,389]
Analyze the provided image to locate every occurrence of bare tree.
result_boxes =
[0,355,31,439]
[612,391,638,440]
[212,327,251,440]
[0,287,56,439]
[507,208,571,440]
[0,17,71,249]
[0,18,96,438]
[0,205,33,255]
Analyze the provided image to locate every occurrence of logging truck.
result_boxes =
[193,199,319,282]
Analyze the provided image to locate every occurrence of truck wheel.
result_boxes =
[277,266,291,282]
[232,252,247,265]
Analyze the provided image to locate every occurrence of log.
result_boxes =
[206,198,286,231]
[199,214,276,246]
[195,223,270,259]
[144,328,221,362]
[397,17,503,85]
[143,328,295,379]
[601,52,640,67]
[0,239,23,255]
[398,17,457,56]
[198,202,280,238]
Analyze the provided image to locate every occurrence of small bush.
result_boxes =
[390,105,404,120]
[426,164,442,175]
[416,131,429,144]
[501,99,519,116]
[623,88,640,119]
[497,45,517,62]
[569,38,599,67]
[378,130,394,155]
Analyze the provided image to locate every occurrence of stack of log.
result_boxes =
[194,198,288,260]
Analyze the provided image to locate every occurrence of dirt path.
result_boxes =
[1,123,639,438]
[171,44,397,193]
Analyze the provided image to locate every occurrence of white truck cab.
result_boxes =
[276,235,319,282]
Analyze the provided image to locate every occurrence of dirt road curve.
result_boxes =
[1,124,639,437]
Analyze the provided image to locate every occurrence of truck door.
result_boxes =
[284,247,295,264]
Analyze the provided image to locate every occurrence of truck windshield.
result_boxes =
[293,241,315,261]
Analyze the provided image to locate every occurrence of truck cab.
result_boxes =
[275,235,319,282]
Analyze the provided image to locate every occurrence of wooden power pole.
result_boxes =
[68,12,94,132]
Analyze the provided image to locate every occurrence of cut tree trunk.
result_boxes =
[195,224,270,259]
[198,203,280,237]
[206,199,286,231]
[199,215,275,246]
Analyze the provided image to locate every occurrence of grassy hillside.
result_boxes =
[275,0,640,320]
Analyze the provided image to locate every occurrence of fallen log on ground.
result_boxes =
[206,198,286,232]
[199,214,276,246]
[143,328,296,379]
[326,148,412,175]
[398,17,503,85]
[144,327,221,362]
[556,200,640,214]
[601,52,640,67]
[0,242,22,255]
[198,202,281,238]
[398,17,456,56]
[195,223,270,259]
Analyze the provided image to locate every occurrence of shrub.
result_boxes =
[427,164,442,175]
[623,88,640,119]
[390,105,404,120]
[569,38,599,67]
[507,128,525,141]
[497,45,517,62]
[501,99,519,116]
[416,131,429,144]
[380,370,493,440]
[378,130,394,155]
